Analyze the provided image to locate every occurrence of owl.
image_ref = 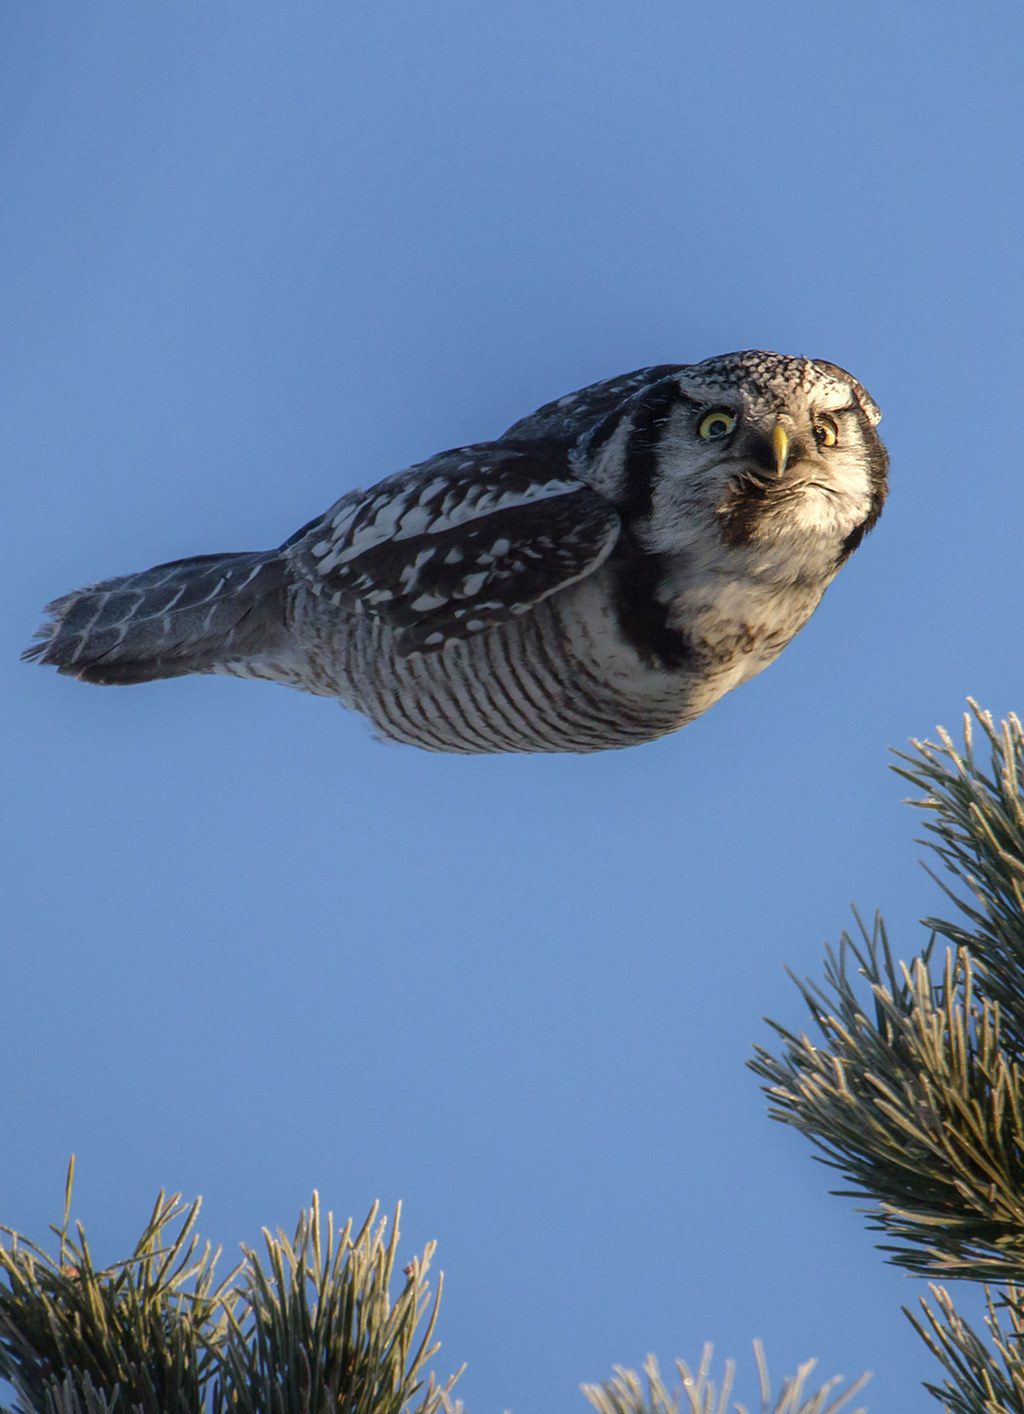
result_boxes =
[25,351,887,754]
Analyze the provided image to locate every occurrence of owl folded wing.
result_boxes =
[287,442,622,655]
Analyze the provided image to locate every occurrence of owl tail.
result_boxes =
[23,549,290,685]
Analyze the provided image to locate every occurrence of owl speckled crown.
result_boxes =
[687,349,882,426]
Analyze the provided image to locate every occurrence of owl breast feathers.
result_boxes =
[25,350,887,754]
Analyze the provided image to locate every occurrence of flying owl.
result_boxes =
[25,350,887,754]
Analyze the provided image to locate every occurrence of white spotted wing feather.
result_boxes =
[289,444,621,655]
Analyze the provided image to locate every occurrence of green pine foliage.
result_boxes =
[216,1196,449,1414]
[0,1181,864,1414]
[0,1163,224,1414]
[753,703,1024,1410]
[9,701,1024,1411]
[0,1169,455,1414]
[908,1285,1024,1413]
[580,1345,869,1414]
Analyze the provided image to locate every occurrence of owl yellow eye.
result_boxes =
[697,410,737,440]
[813,415,839,447]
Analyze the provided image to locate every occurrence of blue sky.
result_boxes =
[3,2,1022,1409]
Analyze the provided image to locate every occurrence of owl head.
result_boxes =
[634,350,888,564]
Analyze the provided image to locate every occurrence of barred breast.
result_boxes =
[298,590,696,754]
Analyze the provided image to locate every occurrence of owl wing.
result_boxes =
[288,442,622,655]
[499,364,685,443]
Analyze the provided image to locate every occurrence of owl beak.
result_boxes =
[772,423,790,477]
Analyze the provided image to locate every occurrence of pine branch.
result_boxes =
[892,701,1024,1059]
[0,1169,457,1414]
[579,1344,869,1414]
[212,1196,454,1414]
[0,1158,227,1414]
[751,703,1024,1411]
[0,1172,861,1414]
[751,919,1024,1281]
[750,707,1024,1282]
[907,1284,1024,1413]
